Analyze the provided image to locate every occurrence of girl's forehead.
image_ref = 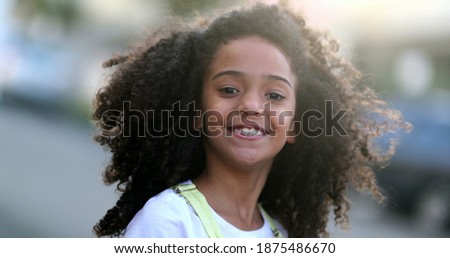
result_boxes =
[205,36,296,85]
[215,36,283,57]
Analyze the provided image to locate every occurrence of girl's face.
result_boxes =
[201,36,297,168]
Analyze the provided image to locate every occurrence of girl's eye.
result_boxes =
[218,87,239,95]
[266,92,285,101]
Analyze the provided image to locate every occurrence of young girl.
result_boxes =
[92,2,410,237]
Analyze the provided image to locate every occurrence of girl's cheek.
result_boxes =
[201,109,226,137]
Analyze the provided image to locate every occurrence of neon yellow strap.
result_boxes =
[258,204,284,238]
[173,183,224,238]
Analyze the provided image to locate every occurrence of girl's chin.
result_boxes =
[228,151,274,169]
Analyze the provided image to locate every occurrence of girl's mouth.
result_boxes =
[234,127,264,136]
[226,124,267,138]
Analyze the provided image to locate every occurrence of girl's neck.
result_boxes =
[193,153,273,230]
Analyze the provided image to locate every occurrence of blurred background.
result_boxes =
[1,0,449,237]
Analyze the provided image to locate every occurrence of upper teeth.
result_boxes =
[235,127,263,136]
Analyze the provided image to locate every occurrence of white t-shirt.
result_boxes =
[124,181,287,238]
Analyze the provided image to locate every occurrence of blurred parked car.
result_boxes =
[377,97,450,237]
[0,34,78,116]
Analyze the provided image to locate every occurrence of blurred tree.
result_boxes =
[166,0,238,16]
[13,0,81,30]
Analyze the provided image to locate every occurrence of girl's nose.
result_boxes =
[237,91,264,116]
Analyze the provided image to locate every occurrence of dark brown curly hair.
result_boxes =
[92,2,411,237]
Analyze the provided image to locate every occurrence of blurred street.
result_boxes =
[328,192,422,237]
[0,106,116,237]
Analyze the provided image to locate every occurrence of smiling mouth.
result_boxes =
[233,127,265,136]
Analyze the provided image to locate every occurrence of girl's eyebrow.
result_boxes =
[212,70,292,88]
[211,70,243,81]
[262,74,292,88]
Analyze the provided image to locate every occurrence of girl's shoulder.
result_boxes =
[142,186,188,212]
[124,181,208,237]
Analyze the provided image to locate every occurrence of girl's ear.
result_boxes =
[194,111,203,130]
[287,135,296,144]
[286,121,297,144]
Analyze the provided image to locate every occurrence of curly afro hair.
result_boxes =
[92,2,411,237]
